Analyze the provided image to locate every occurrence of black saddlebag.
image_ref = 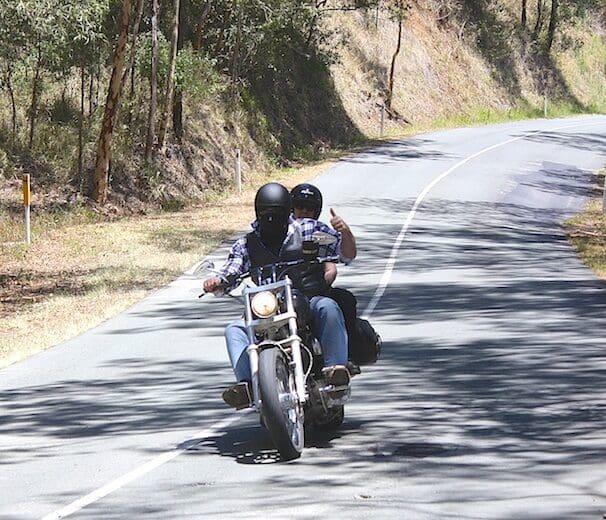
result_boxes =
[349,318,381,366]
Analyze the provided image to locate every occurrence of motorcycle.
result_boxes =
[199,233,351,460]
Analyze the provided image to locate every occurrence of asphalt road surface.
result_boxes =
[2,116,606,519]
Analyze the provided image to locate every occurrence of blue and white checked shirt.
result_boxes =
[218,217,344,279]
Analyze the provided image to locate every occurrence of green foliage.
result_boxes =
[48,96,79,125]
[0,147,15,178]
[175,47,225,98]
[136,34,223,96]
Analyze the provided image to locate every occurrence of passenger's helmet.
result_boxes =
[290,183,323,219]
[254,183,291,247]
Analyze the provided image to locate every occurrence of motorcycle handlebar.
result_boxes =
[199,255,341,297]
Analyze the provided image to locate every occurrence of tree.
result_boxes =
[385,1,410,115]
[64,0,109,179]
[92,0,132,204]
[145,0,160,162]
[21,1,70,150]
[157,0,181,150]
[123,0,145,125]
[546,0,559,51]
[0,0,29,142]
[521,0,528,27]
[533,0,544,41]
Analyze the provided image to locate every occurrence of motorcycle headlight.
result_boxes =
[251,291,278,318]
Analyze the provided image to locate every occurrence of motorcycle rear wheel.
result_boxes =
[259,347,304,460]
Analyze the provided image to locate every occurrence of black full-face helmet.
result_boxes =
[290,183,323,220]
[254,183,291,247]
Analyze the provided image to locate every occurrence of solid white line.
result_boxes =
[360,118,606,319]
[40,414,242,520]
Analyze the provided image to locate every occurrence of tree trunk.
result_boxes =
[78,58,85,180]
[172,90,183,141]
[123,0,144,125]
[145,0,160,162]
[89,70,95,116]
[28,47,42,150]
[157,0,180,150]
[92,0,132,204]
[230,0,242,83]
[123,0,145,92]
[521,0,527,27]
[192,2,211,52]
[386,17,403,114]
[172,0,185,142]
[533,0,544,40]
[4,66,17,141]
[546,0,558,51]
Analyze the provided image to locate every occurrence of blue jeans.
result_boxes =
[224,295,348,382]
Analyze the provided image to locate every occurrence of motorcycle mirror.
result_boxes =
[311,231,337,245]
[193,259,215,277]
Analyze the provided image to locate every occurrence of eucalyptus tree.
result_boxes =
[24,1,74,149]
[145,0,160,162]
[93,0,132,204]
[0,0,31,141]
[64,0,110,179]
[157,0,181,150]
[546,0,558,51]
[0,0,70,149]
[385,0,410,115]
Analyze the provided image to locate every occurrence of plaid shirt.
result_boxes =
[218,217,342,279]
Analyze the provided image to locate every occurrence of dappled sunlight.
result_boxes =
[0,358,231,451]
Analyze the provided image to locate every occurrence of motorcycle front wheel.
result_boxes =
[259,347,304,460]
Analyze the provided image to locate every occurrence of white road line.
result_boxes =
[40,414,243,520]
[360,118,606,319]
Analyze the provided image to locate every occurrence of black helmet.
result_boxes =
[255,182,291,217]
[254,183,291,248]
[291,183,323,219]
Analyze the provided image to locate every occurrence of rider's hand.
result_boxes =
[203,276,222,294]
[330,208,350,233]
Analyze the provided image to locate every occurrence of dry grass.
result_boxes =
[0,160,337,367]
[328,7,513,136]
[566,189,606,280]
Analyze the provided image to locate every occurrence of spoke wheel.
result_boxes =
[259,347,304,460]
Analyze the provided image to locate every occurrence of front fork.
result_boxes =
[245,281,307,409]
[284,280,307,404]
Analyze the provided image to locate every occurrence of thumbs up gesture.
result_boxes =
[330,208,348,233]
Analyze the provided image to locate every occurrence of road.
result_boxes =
[2,116,606,519]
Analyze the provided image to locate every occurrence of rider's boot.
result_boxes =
[322,365,351,401]
[222,381,252,410]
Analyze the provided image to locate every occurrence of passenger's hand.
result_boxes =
[330,208,350,233]
[324,262,337,285]
[203,276,222,294]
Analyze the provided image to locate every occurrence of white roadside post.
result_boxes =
[23,174,31,244]
[603,174,606,214]
[544,92,548,118]
[235,148,242,195]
